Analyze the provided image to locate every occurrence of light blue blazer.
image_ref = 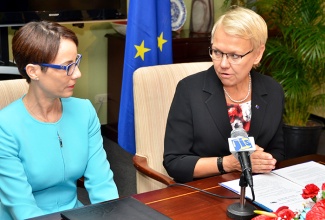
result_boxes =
[0,97,118,220]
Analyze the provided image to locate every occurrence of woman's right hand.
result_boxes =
[223,154,241,172]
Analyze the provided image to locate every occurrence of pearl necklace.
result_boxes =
[223,74,251,103]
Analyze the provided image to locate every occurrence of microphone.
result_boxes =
[228,128,256,188]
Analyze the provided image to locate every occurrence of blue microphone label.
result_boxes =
[228,137,256,153]
[232,137,253,151]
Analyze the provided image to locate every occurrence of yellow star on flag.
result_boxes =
[157,32,168,52]
[134,40,151,61]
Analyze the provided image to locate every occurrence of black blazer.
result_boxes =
[163,66,285,183]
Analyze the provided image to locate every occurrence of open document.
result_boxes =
[220,161,325,212]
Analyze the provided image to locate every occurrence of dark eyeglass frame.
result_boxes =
[37,54,82,76]
[208,48,253,64]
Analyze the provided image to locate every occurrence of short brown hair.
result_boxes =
[12,20,78,83]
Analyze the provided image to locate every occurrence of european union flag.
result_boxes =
[118,0,173,154]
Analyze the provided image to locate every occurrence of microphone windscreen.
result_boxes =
[231,128,248,138]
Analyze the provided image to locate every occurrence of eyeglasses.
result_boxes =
[209,48,253,64]
[37,54,82,76]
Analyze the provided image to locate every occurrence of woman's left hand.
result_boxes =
[250,145,276,173]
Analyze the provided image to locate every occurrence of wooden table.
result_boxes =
[30,154,325,220]
[134,154,325,219]
[134,172,242,220]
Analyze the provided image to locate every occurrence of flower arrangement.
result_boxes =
[253,183,325,220]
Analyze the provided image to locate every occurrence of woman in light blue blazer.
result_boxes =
[0,21,119,220]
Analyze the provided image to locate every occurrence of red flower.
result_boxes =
[252,206,295,220]
[275,206,295,220]
[302,184,320,199]
[306,199,325,220]
[252,215,275,220]
[322,183,325,191]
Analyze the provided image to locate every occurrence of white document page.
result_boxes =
[219,161,325,212]
[272,161,325,188]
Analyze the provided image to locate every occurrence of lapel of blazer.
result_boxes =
[249,71,268,138]
[202,66,232,141]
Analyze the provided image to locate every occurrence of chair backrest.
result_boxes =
[0,79,29,110]
[133,62,213,193]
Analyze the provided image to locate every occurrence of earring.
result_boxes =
[34,77,39,81]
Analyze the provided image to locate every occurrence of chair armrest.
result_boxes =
[133,155,175,186]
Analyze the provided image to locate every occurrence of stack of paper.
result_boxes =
[220,161,325,212]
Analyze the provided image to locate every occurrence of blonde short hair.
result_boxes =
[211,6,268,50]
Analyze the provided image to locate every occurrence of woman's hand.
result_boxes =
[250,145,276,173]
[223,154,241,172]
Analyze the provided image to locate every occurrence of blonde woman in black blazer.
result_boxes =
[163,6,285,183]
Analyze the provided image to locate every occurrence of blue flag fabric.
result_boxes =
[118,0,173,155]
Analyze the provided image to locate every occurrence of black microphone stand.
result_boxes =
[227,173,256,219]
